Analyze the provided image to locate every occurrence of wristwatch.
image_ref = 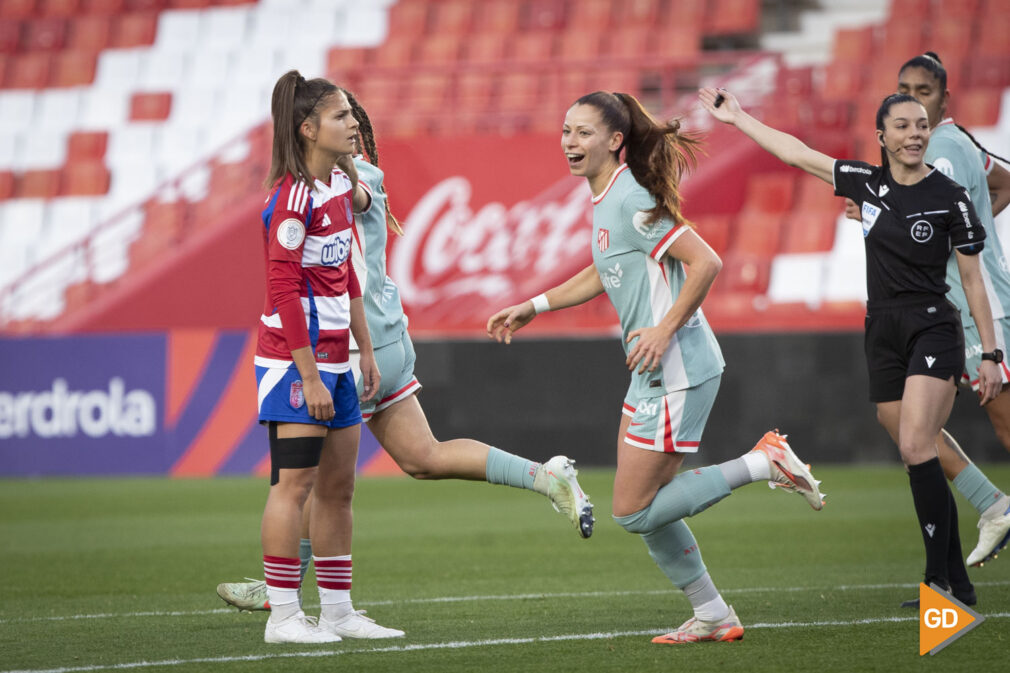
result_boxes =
[981,349,1004,364]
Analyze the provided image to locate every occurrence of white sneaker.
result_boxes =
[264,611,342,644]
[217,578,271,612]
[320,610,404,638]
[966,501,1010,567]
[534,456,595,538]
[749,430,824,511]
[651,605,745,644]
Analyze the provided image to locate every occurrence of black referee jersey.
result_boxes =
[832,159,985,303]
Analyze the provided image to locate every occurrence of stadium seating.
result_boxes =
[0,0,1008,334]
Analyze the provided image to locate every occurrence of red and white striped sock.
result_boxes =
[314,554,352,620]
[263,555,301,620]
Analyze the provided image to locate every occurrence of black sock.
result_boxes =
[908,457,951,587]
[946,487,973,595]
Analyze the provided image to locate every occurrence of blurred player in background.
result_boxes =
[253,70,396,644]
[218,89,594,626]
[701,87,1002,607]
[843,53,1010,580]
[488,91,824,645]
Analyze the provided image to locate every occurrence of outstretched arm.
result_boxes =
[486,264,605,344]
[698,88,836,185]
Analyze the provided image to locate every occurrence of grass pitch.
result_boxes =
[2,465,1009,673]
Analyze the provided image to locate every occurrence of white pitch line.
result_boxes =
[4,614,1010,673]
[3,580,1009,625]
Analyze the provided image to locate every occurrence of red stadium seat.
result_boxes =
[129,91,172,121]
[4,51,51,88]
[326,46,370,80]
[167,0,212,8]
[624,0,660,27]
[819,62,866,103]
[416,35,463,66]
[954,88,1001,127]
[524,0,566,31]
[587,67,639,96]
[965,56,1010,88]
[80,0,124,13]
[888,0,931,15]
[557,30,603,64]
[354,76,401,113]
[704,0,759,36]
[781,209,836,254]
[456,72,493,113]
[605,26,652,60]
[878,22,924,63]
[463,32,509,64]
[742,173,796,215]
[22,17,66,50]
[730,211,784,257]
[472,0,521,34]
[653,25,701,64]
[406,73,451,114]
[0,170,14,199]
[718,251,771,294]
[16,168,62,198]
[691,214,733,256]
[0,0,38,20]
[124,0,164,10]
[930,16,975,61]
[67,130,108,161]
[110,11,157,48]
[832,27,874,64]
[794,174,840,212]
[977,9,1010,56]
[936,0,979,12]
[67,14,111,50]
[498,72,541,111]
[0,20,20,53]
[568,0,612,31]
[508,31,555,63]
[49,49,96,86]
[372,39,416,69]
[429,0,473,35]
[60,160,110,195]
[62,280,96,314]
[657,0,705,31]
[386,0,429,39]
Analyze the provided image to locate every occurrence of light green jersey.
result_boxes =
[590,165,724,397]
[929,119,1010,325]
[349,157,407,349]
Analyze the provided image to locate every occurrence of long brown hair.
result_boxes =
[265,70,338,188]
[574,91,702,227]
[342,87,403,236]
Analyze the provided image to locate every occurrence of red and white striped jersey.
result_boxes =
[255,169,361,373]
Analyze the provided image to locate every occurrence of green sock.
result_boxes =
[640,519,708,588]
[952,464,1005,515]
[299,538,313,582]
[485,447,537,490]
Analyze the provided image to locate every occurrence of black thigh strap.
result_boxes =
[268,422,324,485]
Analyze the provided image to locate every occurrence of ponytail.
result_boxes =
[342,87,403,236]
[266,70,338,188]
[574,91,702,227]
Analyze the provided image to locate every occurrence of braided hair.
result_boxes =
[342,88,403,236]
[900,52,1009,166]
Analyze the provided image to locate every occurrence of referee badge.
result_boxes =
[861,202,881,237]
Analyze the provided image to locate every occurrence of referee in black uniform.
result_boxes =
[700,88,1002,599]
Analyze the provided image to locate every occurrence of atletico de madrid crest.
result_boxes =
[290,380,304,409]
[598,228,610,253]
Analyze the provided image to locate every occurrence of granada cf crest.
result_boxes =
[290,380,304,408]
[598,228,610,252]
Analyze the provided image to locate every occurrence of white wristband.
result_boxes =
[530,293,551,314]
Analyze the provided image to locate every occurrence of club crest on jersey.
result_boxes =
[911,220,934,243]
[861,202,881,237]
[598,228,610,252]
[290,380,304,408]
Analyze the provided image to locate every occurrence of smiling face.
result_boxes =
[877,100,930,169]
[302,89,359,158]
[561,104,624,186]
[897,65,948,129]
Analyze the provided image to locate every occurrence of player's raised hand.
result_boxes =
[844,198,861,221]
[698,88,740,125]
[486,302,536,345]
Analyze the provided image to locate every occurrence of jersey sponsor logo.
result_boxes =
[911,220,934,243]
[598,228,610,252]
[290,380,304,409]
[934,157,955,178]
[321,232,351,266]
[636,399,658,416]
[277,218,306,250]
[861,202,881,237]
[840,164,872,175]
[0,377,156,439]
[957,200,973,233]
[632,211,662,240]
[601,262,623,289]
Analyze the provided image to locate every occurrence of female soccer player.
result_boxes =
[487,91,824,645]
[217,91,593,628]
[845,54,1010,574]
[254,69,394,644]
[700,86,1002,604]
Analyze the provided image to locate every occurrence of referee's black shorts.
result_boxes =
[864,294,964,403]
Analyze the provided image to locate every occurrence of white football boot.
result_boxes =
[749,430,824,511]
[534,455,595,538]
[966,496,1010,567]
[217,578,271,612]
